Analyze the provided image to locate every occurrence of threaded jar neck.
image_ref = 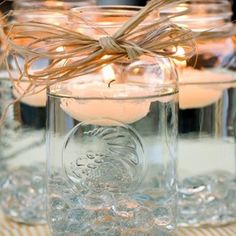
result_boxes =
[13,0,96,10]
[162,0,233,32]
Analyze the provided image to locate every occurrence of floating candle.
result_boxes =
[59,65,175,125]
[174,47,236,109]
[12,82,46,107]
[10,59,48,107]
[10,12,68,107]
[60,83,152,125]
[179,67,236,109]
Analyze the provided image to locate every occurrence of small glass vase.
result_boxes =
[0,0,94,225]
[168,0,236,227]
[46,6,178,236]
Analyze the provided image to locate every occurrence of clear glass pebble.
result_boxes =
[0,164,46,224]
[178,171,236,226]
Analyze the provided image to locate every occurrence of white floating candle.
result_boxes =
[179,67,236,109]
[174,46,236,109]
[10,13,67,107]
[12,82,46,107]
[60,83,152,125]
[59,65,175,125]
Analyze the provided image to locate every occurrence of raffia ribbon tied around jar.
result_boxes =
[0,0,202,123]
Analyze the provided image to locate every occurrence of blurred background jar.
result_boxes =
[164,0,236,227]
[0,0,95,225]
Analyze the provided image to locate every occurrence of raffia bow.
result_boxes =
[0,0,199,123]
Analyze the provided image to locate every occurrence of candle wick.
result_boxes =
[108,79,116,88]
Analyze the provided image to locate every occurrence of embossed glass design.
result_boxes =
[168,0,236,227]
[46,6,178,236]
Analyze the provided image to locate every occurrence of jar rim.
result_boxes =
[14,0,95,10]
[161,0,233,32]
[12,9,68,23]
[69,5,158,28]
[71,5,143,12]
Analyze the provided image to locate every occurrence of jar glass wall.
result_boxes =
[47,6,178,235]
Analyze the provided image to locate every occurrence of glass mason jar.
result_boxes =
[169,0,236,227]
[47,6,178,235]
[0,1,94,225]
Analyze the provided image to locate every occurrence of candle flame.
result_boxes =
[176,46,185,57]
[56,47,68,66]
[56,46,64,52]
[102,64,116,84]
[174,46,186,68]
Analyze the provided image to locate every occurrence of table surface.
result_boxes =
[1,212,236,236]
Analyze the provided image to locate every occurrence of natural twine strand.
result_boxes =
[0,0,201,124]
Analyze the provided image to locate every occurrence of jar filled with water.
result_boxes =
[47,6,178,235]
[171,0,236,227]
[0,0,94,225]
